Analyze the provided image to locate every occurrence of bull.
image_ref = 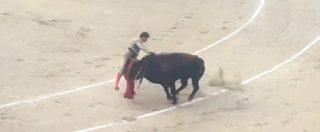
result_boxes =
[123,53,205,104]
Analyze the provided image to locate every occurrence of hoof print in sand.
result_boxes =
[121,116,136,122]
[77,27,91,37]
[221,26,228,30]
[200,30,210,34]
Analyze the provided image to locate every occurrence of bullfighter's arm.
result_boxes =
[138,43,154,54]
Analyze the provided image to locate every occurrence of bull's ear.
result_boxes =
[148,53,157,59]
[149,52,156,56]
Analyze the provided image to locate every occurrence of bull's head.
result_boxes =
[128,60,143,80]
[128,54,156,86]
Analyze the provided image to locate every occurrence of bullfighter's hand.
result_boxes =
[130,58,139,62]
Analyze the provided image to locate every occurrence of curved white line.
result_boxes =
[193,0,265,55]
[76,0,266,131]
[0,80,115,109]
[0,0,264,109]
[241,35,320,84]
[76,34,320,132]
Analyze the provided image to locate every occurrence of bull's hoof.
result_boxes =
[133,91,136,95]
[171,100,177,105]
[188,96,193,101]
[124,94,134,99]
[167,96,173,100]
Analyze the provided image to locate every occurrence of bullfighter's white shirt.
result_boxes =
[129,38,152,55]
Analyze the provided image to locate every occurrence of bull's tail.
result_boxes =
[196,58,205,78]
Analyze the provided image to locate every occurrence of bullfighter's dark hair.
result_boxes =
[139,32,150,38]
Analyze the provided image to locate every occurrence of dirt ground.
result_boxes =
[0,0,320,131]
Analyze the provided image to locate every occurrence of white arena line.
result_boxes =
[76,34,320,132]
[76,0,267,131]
[0,80,115,109]
[241,35,320,85]
[0,0,265,109]
[76,95,215,132]
[192,0,265,55]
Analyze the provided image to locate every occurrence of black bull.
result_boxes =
[128,53,205,104]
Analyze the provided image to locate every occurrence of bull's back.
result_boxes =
[157,53,205,79]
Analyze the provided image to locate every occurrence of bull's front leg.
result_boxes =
[169,83,177,104]
[161,84,172,100]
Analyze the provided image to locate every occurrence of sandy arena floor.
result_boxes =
[0,0,320,131]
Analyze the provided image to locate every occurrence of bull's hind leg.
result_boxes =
[169,83,177,104]
[189,77,200,101]
[176,78,188,95]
